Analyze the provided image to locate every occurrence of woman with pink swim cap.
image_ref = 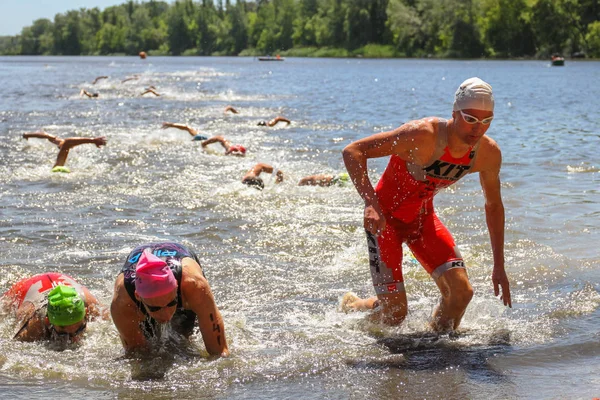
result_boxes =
[340,77,511,332]
[110,242,229,356]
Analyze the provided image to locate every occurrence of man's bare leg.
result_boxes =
[431,268,473,332]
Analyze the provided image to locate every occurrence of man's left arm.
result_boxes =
[183,263,229,357]
[479,141,512,308]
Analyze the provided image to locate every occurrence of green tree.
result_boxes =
[480,0,535,57]
[387,0,423,56]
[585,20,600,57]
[166,0,195,55]
[227,1,248,53]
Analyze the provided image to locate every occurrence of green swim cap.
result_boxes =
[337,172,350,183]
[51,166,70,173]
[47,285,85,327]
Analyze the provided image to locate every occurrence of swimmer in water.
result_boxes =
[201,135,246,156]
[110,244,229,356]
[121,75,140,84]
[257,116,291,127]
[140,88,160,97]
[340,77,511,331]
[80,89,99,98]
[224,105,239,114]
[1,273,104,343]
[298,172,351,187]
[161,122,208,141]
[241,163,284,190]
[22,131,107,171]
[92,76,108,84]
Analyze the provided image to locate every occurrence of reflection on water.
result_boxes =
[0,56,599,399]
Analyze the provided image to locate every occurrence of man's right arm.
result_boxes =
[14,303,45,341]
[342,119,434,234]
[162,122,197,136]
[62,137,106,149]
[110,275,147,352]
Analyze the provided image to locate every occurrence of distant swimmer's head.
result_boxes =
[228,144,246,155]
[337,172,350,183]
[257,121,267,126]
[332,172,350,186]
[192,134,208,141]
[135,249,178,300]
[91,93,99,98]
[47,285,85,327]
[51,166,70,173]
[242,176,264,190]
[453,77,494,112]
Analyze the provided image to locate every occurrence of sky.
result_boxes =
[0,0,145,36]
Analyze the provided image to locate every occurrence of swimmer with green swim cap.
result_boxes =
[51,166,71,173]
[1,273,106,343]
[22,131,106,172]
[298,172,350,187]
[47,285,85,326]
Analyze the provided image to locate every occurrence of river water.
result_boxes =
[0,56,598,399]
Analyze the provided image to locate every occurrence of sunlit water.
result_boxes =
[0,56,598,399]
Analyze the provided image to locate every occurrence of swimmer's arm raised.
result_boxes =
[121,76,139,83]
[269,116,291,126]
[252,163,279,177]
[23,131,63,146]
[479,140,511,308]
[140,88,160,97]
[92,76,108,84]
[161,122,198,136]
[224,105,239,114]
[61,136,107,149]
[201,135,230,151]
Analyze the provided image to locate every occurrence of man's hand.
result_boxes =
[364,203,386,236]
[492,267,512,308]
[94,137,107,148]
[161,122,171,129]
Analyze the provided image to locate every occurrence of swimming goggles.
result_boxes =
[460,110,494,125]
[50,322,87,340]
[143,296,178,312]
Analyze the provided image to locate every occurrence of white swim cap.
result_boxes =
[453,77,494,112]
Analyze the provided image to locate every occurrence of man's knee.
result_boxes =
[443,279,473,308]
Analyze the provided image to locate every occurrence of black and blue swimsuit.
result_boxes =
[120,242,203,339]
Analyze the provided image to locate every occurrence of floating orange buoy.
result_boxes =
[139,51,147,59]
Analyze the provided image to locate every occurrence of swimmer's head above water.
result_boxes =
[135,249,178,299]
[47,285,85,327]
[227,144,246,155]
[242,177,264,190]
[453,77,494,112]
[257,121,267,126]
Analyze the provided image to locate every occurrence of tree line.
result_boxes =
[1,0,599,58]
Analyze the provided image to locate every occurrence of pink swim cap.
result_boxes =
[135,249,178,299]
[229,144,246,154]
